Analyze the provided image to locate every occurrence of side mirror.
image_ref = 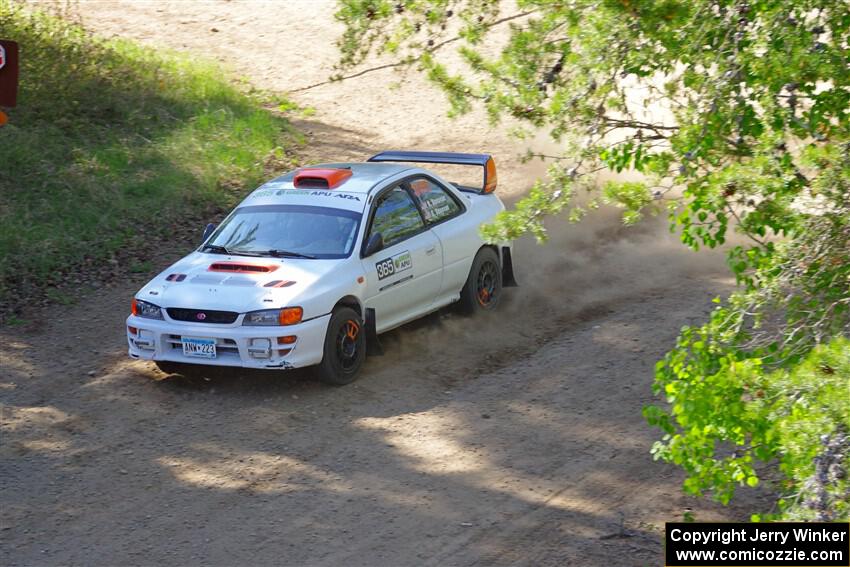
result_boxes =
[364,233,384,257]
[201,223,216,244]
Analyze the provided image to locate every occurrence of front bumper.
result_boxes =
[126,313,331,370]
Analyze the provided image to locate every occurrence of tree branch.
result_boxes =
[291,11,536,93]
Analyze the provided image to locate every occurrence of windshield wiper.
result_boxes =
[202,244,264,257]
[264,249,317,259]
[203,244,316,259]
[202,244,232,254]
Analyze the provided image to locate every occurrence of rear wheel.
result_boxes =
[460,247,502,314]
[315,307,366,385]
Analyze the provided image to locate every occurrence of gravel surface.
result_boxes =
[2,2,767,565]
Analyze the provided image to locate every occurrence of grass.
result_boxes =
[0,2,301,307]
[129,260,153,274]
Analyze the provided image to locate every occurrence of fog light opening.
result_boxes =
[134,329,155,351]
[248,338,272,359]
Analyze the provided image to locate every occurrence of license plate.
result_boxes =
[181,337,216,359]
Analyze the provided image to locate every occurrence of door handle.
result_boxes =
[425,246,437,255]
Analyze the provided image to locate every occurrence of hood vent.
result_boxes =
[264,280,297,288]
[208,262,279,274]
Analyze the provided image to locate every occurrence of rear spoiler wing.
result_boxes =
[367,150,497,194]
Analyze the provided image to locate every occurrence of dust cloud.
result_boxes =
[368,167,734,381]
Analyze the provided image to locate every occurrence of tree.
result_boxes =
[334,0,850,519]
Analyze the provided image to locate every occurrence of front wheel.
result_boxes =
[315,307,366,385]
[459,247,503,314]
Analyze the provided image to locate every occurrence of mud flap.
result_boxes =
[502,247,518,287]
[365,308,383,356]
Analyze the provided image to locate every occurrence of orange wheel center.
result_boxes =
[345,321,359,340]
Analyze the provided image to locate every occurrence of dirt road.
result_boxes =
[2,2,765,565]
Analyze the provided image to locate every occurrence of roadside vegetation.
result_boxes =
[333,0,850,520]
[0,3,300,314]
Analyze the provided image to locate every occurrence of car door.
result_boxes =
[406,176,474,302]
[361,184,443,332]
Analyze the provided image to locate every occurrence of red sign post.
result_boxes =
[0,39,20,125]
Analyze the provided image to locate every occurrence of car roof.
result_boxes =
[266,162,414,195]
[241,162,417,213]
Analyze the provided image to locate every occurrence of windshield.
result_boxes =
[204,205,361,259]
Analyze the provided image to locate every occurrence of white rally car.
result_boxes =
[127,151,517,384]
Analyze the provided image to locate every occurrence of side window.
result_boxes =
[370,185,425,247]
[409,177,462,224]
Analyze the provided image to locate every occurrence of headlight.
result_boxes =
[131,298,164,320]
[243,307,303,326]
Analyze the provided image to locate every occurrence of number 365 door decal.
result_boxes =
[375,250,412,281]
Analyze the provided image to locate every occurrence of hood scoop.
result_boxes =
[208,261,279,274]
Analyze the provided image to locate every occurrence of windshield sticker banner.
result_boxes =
[375,250,412,280]
[251,188,361,201]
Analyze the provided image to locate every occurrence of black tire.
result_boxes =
[460,247,503,314]
[315,307,366,385]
